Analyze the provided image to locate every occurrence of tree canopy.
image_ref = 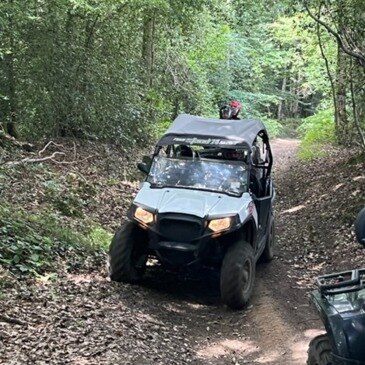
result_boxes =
[0,0,363,150]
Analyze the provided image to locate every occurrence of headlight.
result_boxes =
[208,217,231,232]
[134,207,154,224]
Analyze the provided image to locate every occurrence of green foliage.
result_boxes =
[298,110,335,159]
[261,118,284,138]
[278,118,303,138]
[0,204,107,277]
[0,0,343,143]
[43,180,85,218]
[88,227,113,249]
[153,119,173,139]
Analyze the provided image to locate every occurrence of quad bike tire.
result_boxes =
[220,240,255,310]
[260,212,275,263]
[355,207,365,246]
[307,334,332,365]
[108,222,148,283]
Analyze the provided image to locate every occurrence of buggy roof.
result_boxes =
[157,114,268,149]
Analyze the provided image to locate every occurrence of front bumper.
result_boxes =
[129,208,241,267]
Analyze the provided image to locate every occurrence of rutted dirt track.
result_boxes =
[0,139,332,365]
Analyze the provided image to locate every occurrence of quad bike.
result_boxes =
[307,208,365,365]
[108,113,275,310]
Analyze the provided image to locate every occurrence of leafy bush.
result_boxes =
[152,119,173,139]
[261,118,284,138]
[298,109,335,159]
[0,204,107,277]
[42,180,86,218]
[278,118,303,138]
[88,227,113,249]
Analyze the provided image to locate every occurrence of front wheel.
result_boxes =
[220,241,255,310]
[307,334,332,365]
[108,222,148,283]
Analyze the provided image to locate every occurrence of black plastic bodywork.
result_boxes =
[311,269,365,364]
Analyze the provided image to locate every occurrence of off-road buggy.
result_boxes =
[108,114,275,309]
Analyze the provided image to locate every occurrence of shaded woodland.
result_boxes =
[0,0,363,150]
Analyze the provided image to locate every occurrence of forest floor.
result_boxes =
[0,138,364,365]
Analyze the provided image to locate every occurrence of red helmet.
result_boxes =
[229,100,241,109]
[229,100,241,117]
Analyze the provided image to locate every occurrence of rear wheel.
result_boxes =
[307,334,332,365]
[108,222,148,283]
[220,241,255,310]
[260,213,275,263]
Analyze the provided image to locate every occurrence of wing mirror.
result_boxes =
[137,155,152,175]
[355,208,365,246]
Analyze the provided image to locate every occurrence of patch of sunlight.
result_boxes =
[35,272,58,285]
[255,350,282,364]
[71,356,89,365]
[282,205,306,214]
[196,338,258,359]
[290,340,309,364]
[186,302,206,309]
[310,262,325,272]
[162,303,186,314]
[135,313,164,326]
[290,330,325,365]
[304,329,326,338]
[66,273,104,284]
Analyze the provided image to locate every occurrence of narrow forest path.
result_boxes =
[1,139,326,365]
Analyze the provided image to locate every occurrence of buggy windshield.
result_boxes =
[147,156,248,196]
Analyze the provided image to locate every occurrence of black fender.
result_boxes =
[312,290,365,363]
[218,217,258,252]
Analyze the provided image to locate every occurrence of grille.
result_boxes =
[158,215,203,242]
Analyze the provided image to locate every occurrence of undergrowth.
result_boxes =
[297,109,335,159]
[0,203,111,277]
[262,118,284,138]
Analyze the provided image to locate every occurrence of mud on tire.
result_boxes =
[220,240,255,310]
[108,222,148,283]
[307,334,332,365]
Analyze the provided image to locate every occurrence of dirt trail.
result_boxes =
[0,138,325,365]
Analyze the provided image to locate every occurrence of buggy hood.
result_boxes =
[134,183,256,223]
[157,114,268,150]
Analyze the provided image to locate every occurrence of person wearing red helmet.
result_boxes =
[229,100,241,120]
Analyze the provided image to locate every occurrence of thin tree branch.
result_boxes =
[304,2,365,65]
[5,152,66,166]
[316,3,338,126]
[38,141,64,155]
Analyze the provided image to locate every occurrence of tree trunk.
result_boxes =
[316,19,338,128]
[335,46,349,145]
[4,0,18,138]
[292,72,301,118]
[349,60,365,152]
[142,11,155,88]
[277,75,287,120]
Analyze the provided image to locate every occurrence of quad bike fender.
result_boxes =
[312,290,365,363]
